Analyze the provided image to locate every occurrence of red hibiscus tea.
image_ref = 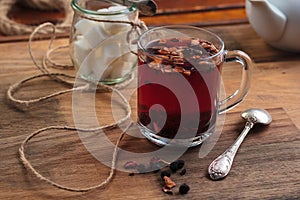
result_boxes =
[138,37,223,146]
[137,26,252,147]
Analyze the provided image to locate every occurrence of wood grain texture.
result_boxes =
[154,0,245,14]
[0,0,247,42]
[142,8,247,27]
[0,21,300,199]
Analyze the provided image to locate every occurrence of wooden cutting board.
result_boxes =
[108,107,300,199]
[1,106,299,199]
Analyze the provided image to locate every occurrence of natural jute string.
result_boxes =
[8,18,147,192]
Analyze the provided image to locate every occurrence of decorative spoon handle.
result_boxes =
[208,121,254,180]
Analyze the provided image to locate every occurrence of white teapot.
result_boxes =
[246,0,300,52]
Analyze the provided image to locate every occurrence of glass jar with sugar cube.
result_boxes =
[70,0,145,84]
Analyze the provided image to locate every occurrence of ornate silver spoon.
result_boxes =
[208,108,272,180]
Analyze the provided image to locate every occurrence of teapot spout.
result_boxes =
[246,0,287,42]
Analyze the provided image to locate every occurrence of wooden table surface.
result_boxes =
[1,1,300,199]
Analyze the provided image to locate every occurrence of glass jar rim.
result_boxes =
[71,0,137,16]
[138,25,225,61]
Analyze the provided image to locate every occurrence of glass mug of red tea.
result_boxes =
[137,25,252,147]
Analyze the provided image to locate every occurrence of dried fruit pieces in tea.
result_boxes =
[144,37,220,75]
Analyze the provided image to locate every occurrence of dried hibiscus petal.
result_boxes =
[162,186,173,195]
[164,176,176,189]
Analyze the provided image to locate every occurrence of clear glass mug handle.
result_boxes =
[219,50,253,114]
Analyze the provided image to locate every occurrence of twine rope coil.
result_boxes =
[8,15,148,191]
[7,16,147,107]
[19,122,132,192]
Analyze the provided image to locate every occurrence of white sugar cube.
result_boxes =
[74,19,97,35]
[74,5,136,81]
[73,36,93,67]
[103,15,131,35]
[91,42,122,80]
[107,5,127,12]
[99,5,131,35]
[103,56,128,79]
[110,60,135,78]
[83,23,109,48]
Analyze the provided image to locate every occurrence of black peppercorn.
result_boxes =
[179,183,190,194]
[160,170,171,179]
[179,168,186,176]
[169,161,178,172]
[177,160,185,169]
[129,173,135,176]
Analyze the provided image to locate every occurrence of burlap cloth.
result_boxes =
[0,0,72,35]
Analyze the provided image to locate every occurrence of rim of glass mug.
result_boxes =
[71,0,137,16]
[137,25,225,61]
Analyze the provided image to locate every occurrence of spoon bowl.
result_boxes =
[109,0,158,16]
[241,108,272,125]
